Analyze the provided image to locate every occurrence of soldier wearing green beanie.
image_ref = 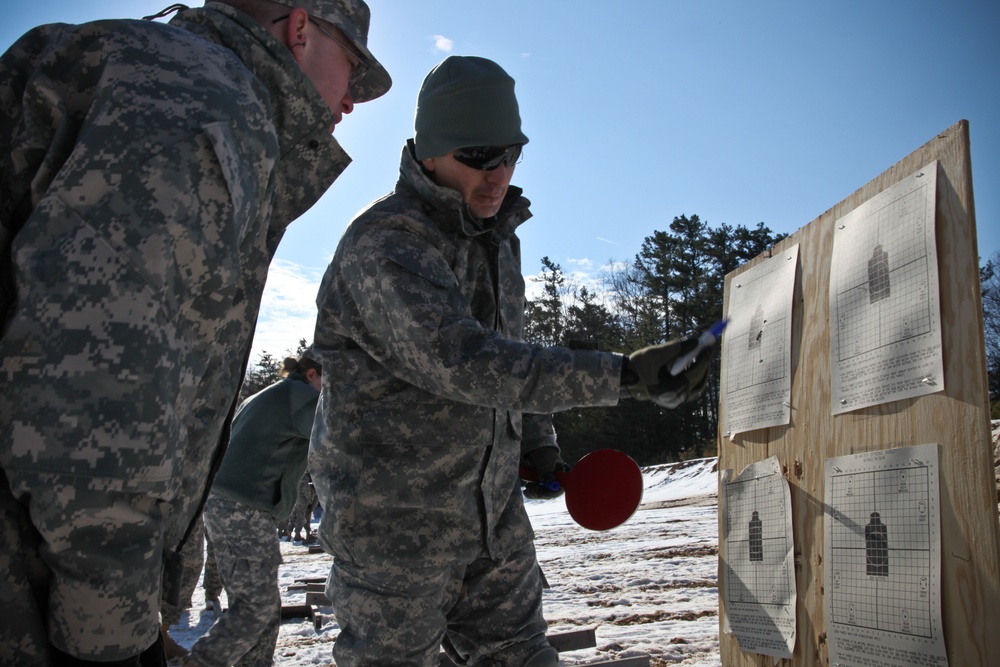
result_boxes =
[414,55,529,161]
[311,55,713,667]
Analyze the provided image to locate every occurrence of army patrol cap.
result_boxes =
[414,56,529,160]
[272,0,391,102]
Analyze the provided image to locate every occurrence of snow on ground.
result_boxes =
[169,457,722,666]
[169,421,999,664]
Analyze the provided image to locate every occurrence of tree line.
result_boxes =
[240,218,1000,466]
[521,215,785,466]
[980,249,1000,418]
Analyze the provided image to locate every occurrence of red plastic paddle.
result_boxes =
[521,448,644,531]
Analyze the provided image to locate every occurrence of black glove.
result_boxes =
[522,446,571,500]
[620,337,712,408]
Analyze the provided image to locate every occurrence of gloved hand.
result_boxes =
[522,446,571,500]
[620,337,712,408]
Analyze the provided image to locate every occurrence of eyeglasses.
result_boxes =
[452,144,523,171]
[273,14,369,87]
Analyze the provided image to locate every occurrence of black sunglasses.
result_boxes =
[452,144,523,171]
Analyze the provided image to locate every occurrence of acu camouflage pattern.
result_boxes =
[310,142,623,569]
[285,472,318,539]
[161,513,207,627]
[0,3,350,663]
[270,0,391,103]
[203,528,224,601]
[309,141,622,661]
[190,494,282,667]
[329,542,549,666]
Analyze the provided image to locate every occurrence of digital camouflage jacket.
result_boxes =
[310,141,622,568]
[0,3,348,661]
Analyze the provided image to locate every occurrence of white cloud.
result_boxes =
[249,260,325,361]
[432,34,453,52]
[251,257,620,360]
[523,258,608,303]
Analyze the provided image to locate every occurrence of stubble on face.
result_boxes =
[423,154,514,219]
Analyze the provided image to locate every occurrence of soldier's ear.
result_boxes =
[282,8,310,58]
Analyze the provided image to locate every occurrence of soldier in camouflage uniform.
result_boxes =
[186,353,322,667]
[285,472,319,542]
[309,56,712,667]
[0,0,389,664]
[203,526,224,616]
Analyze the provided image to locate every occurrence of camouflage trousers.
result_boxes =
[203,528,223,600]
[285,474,317,539]
[188,494,281,667]
[161,514,206,626]
[328,541,549,667]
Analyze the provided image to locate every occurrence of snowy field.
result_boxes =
[168,456,723,666]
[168,420,1000,665]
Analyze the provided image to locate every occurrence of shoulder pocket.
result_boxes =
[382,240,456,289]
[202,120,276,242]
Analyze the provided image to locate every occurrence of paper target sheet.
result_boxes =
[720,456,796,659]
[829,162,943,415]
[723,245,798,437]
[825,444,947,667]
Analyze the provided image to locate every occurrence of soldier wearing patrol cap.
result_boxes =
[0,0,389,664]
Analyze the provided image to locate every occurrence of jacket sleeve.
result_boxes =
[520,413,558,457]
[329,224,623,415]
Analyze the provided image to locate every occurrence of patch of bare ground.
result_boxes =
[635,579,717,592]
[640,544,718,559]
[641,494,718,510]
[570,577,715,599]
[604,609,717,625]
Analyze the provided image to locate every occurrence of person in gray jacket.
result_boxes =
[0,1,389,664]
[186,352,322,667]
[310,55,713,667]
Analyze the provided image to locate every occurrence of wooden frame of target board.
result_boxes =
[717,120,998,666]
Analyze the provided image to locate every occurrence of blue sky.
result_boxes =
[4,1,998,360]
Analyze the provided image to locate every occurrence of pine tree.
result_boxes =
[981,252,1000,416]
[238,338,310,403]
[523,257,566,346]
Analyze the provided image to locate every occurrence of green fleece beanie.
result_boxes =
[413,56,529,160]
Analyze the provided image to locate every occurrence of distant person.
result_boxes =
[0,0,390,662]
[310,55,714,667]
[186,351,323,667]
[203,527,224,619]
[285,472,319,543]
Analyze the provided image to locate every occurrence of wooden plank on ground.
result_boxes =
[287,582,326,593]
[547,627,597,652]
[438,628,600,666]
[279,604,314,620]
[441,653,648,667]
[306,591,332,606]
[580,656,650,667]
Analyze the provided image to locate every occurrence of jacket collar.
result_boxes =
[398,140,531,244]
[170,3,350,226]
